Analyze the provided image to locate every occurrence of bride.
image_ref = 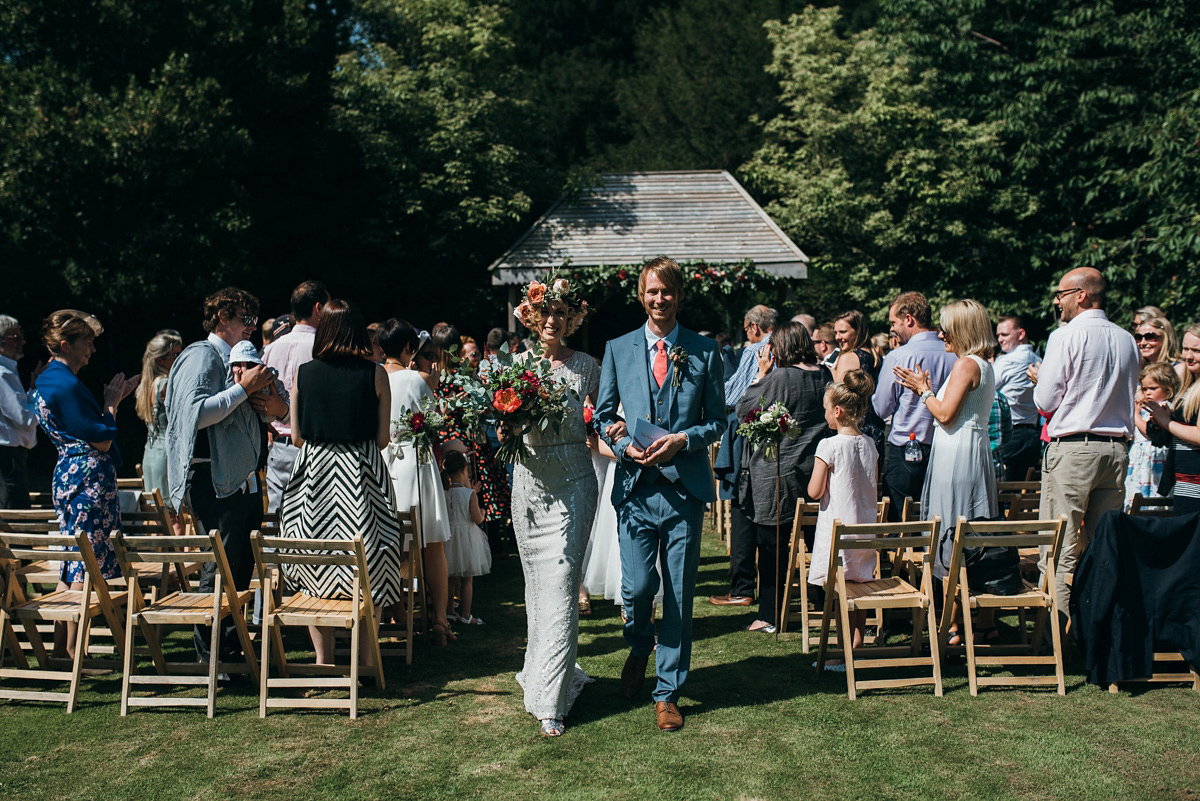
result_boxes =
[500,278,599,737]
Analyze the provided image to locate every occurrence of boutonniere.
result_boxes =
[669,345,688,388]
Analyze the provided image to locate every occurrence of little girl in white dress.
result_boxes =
[442,451,492,626]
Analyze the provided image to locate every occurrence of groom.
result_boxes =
[596,257,726,732]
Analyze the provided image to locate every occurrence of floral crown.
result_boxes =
[514,273,590,335]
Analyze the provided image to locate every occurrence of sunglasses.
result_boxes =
[1052,287,1083,301]
[1133,332,1162,342]
[239,314,258,327]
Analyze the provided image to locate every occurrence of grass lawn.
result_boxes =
[2,523,1199,801]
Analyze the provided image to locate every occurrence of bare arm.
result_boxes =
[375,365,392,451]
[832,350,861,384]
[808,456,830,500]
[468,490,485,525]
[291,372,304,448]
[1147,400,1200,446]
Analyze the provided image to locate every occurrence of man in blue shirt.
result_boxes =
[994,315,1042,480]
[872,292,957,521]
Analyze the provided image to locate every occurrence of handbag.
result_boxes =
[936,515,1023,596]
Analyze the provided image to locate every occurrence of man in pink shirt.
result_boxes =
[262,280,329,512]
[1034,266,1139,630]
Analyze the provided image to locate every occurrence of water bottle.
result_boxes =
[903,432,923,463]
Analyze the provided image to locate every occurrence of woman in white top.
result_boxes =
[378,318,456,645]
[894,299,999,643]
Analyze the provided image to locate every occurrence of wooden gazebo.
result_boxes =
[488,170,808,330]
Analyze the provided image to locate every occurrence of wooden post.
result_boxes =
[507,287,517,333]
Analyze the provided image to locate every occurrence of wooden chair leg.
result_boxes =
[259,613,271,718]
[926,599,943,697]
[349,618,360,720]
[959,569,979,696]
[67,613,90,714]
[838,596,857,700]
[120,609,137,717]
[207,619,220,719]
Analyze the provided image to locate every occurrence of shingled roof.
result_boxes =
[489,170,808,286]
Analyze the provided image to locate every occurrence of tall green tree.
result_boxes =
[743,6,1037,323]
[880,0,1200,322]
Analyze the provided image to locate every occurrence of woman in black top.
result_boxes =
[735,322,832,632]
[280,299,404,664]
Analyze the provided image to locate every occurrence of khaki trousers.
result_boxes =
[1038,439,1128,630]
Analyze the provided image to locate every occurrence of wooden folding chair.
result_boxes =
[0,530,128,712]
[1130,494,1174,517]
[815,517,943,700]
[251,533,384,718]
[0,509,66,588]
[779,500,820,643]
[383,508,425,664]
[938,515,1068,696]
[779,499,889,645]
[1108,501,1199,693]
[112,529,259,717]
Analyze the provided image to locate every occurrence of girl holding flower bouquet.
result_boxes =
[498,277,599,737]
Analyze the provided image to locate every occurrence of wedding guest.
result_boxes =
[735,322,831,633]
[0,315,39,509]
[894,299,999,644]
[1126,362,1178,510]
[434,324,511,552]
[33,310,138,657]
[166,287,281,666]
[136,329,182,512]
[1145,323,1200,515]
[280,299,404,665]
[831,310,877,383]
[379,317,457,644]
[441,449,491,626]
[262,280,329,513]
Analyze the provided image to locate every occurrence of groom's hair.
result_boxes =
[637,257,685,302]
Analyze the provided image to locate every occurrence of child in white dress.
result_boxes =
[442,451,491,626]
[807,372,878,668]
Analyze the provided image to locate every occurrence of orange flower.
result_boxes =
[526,282,546,305]
[582,405,594,424]
[515,301,535,328]
[493,387,523,414]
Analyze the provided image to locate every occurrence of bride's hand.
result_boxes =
[605,421,628,441]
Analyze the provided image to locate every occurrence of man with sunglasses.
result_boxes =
[166,287,283,670]
[1034,267,1139,633]
[994,315,1042,480]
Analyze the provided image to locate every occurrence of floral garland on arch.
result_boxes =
[549,259,785,311]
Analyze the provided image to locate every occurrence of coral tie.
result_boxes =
[653,340,668,388]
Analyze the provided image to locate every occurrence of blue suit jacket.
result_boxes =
[596,325,727,505]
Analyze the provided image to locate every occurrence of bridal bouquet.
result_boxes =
[737,401,801,461]
[392,395,446,464]
[483,354,575,463]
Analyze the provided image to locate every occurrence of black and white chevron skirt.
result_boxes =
[280,440,405,607]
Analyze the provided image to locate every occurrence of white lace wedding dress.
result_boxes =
[512,350,600,721]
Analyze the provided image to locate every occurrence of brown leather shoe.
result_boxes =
[655,701,684,731]
[620,653,649,700]
[708,593,753,606]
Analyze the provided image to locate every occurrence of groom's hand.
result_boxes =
[637,433,687,466]
[624,444,646,462]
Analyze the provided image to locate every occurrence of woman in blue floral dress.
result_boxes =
[32,311,139,656]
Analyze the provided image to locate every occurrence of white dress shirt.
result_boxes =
[0,353,37,448]
[262,323,316,437]
[1034,309,1139,438]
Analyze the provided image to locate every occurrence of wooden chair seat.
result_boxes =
[136,588,255,626]
[841,577,926,608]
[13,588,130,622]
[274,593,360,628]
